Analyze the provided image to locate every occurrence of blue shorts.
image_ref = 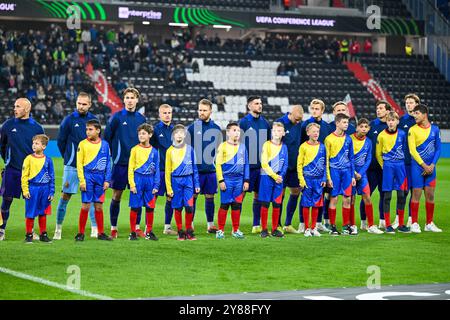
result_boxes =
[157,171,166,196]
[1,167,22,199]
[352,173,370,196]
[382,161,408,192]
[198,172,217,195]
[220,176,244,204]
[81,172,106,203]
[171,175,194,209]
[111,164,128,190]
[284,168,300,188]
[248,168,261,193]
[410,161,436,189]
[301,177,324,207]
[25,184,52,218]
[129,173,157,208]
[62,166,79,194]
[258,174,284,204]
[330,167,353,197]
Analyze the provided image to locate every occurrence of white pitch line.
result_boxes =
[0,266,113,300]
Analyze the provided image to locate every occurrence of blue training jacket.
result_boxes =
[150,121,174,172]
[239,113,271,169]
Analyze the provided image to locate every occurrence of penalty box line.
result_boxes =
[0,266,113,300]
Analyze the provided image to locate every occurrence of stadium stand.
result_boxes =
[1,24,449,129]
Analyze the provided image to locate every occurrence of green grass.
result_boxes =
[1,158,450,299]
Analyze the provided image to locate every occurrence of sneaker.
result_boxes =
[277,226,283,232]
[128,232,138,240]
[360,220,368,231]
[311,228,321,237]
[251,225,262,234]
[39,232,52,243]
[136,229,145,238]
[350,225,358,235]
[385,226,396,234]
[272,229,284,238]
[164,227,178,235]
[329,225,340,236]
[406,216,412,228]
[411,222,421,233]
[145,231,158,241]
[177,230,186,241]
[90,226,98,238]
[231,229,245,239]
[53,229,62,240]
[324,222,332,230]
[186,229,197,241]
[378,219,386,230]
[75,233,85,241]
[392,215,399,230]
[283,225,299,234]
[316,223,330,233]
[342,225,352,236]
[0,228,5,241]
[368,225,384,234]
[424,222,442,233]
[260,229,270,238]
[25,232,33,244]
[33,232,40,240]
[207,226,218,234]
[97,233,113,241]
[298,223,305,233]
[397,225,411,233]
[111,229,118,239]
[304,228,312,237]
[216,230,225,239]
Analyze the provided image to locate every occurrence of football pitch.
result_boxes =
[1,158,449,300]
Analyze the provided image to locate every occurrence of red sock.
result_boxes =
[365,203,374,227]
[79,208,89,234]
[95,209,104,234]
[272,207,280,232]
[397,209,405,227]
[350,204,355,226]
[329,208,337,225]
[343,207,350,226]
[302,207,310,229]
[411,201,419,224]
[185,212,193,230]
[261,206,269,231]
[231,209,240,232]
[311,207,319,229]
[145,209,154,233]
[26,218,34,234]
[38,215,46,234]
[174,209,183,231]
[218,208,228,231]
[130,210,138,232]
[426,202,434,225]
[384,212,391,227]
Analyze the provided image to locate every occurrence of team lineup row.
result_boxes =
[0,89,442,243]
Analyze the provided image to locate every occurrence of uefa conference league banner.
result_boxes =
[0,0,423,36]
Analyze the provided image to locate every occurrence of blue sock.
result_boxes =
[359,199,367,220]
[379,191,385,220]
[323,196,330,219]
[285,194,299,226]
[109,199,120,227]
[299,204,304,223]
[89,204,97,227]
[56,198,69,225]
[205,198,215,223]
[136,207,142,225]
[164,200,173,224]
[252,199,261,226]
[1,197,13,229]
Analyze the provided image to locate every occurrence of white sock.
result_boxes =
[164,224,171,230]
[111,226,117,231]
[136,225,140,230]
[324,219,330,224]
[207,222,213,228]
[56,224,62,231]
